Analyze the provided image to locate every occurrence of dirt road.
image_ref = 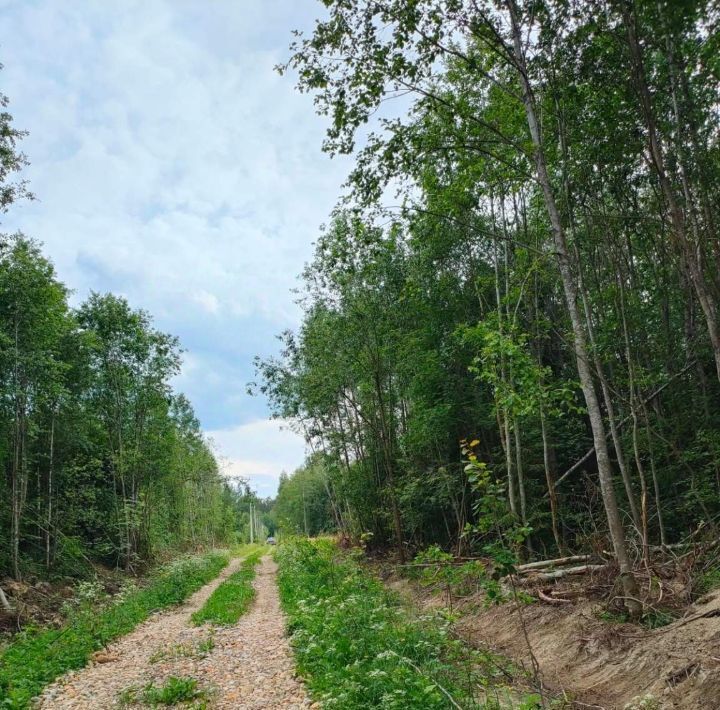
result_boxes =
[38,556,311,709]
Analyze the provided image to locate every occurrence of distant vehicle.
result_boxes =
[266,536,276,545]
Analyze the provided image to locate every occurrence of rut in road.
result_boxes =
[38,556,312,709]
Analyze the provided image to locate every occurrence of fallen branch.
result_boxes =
[552,361,695,491]
[517,555,591,572]
[0,585,13,613]
[397,559,486,569]
[551,588,587,598]
[520,564,607,582]
[537,588,573,604]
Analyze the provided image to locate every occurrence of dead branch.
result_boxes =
[517,555,591,572]
[537,588,573,604]
[0,585,13,613]
[519,564,607,582]
[553,361,695,491]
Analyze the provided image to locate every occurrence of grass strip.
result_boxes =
[191,547,265,626]
[276,539,536,709]
[0,552,228,709]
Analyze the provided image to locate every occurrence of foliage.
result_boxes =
[274,456,334,536]
[407,546,487,599]
[0,234,241,581]
[275,538,529,708]
[0,552,228,709]
[191,547,265,626]
[259,0,720,589]
[694,566,720,597]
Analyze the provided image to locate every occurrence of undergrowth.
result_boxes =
[276,538,537,709]
[0,552,228,709]
[695,565,720,596]
[191,546,265,626]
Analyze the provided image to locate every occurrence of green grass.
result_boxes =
[0,552,229,709]
[695,565,720,596]
[148,634,215,664]
[276,538,530,709]
[191,547,265,626]
[119,675,206,707]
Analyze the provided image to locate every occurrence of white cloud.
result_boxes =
[207,418,306,497]
[0,1,350,432]
[192,289,220,315]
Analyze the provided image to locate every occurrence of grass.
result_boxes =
[148,635,215,664]
[695,565,720,596]
[119,675,206,707]
[190,546,265,626]
[276,538,533,709]
[0,552,228,709]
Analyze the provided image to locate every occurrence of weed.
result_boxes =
[695,566,720,596]
[119,676,205,707]
[597,605,675,629]
[148,635,215,664]
[641,608,675,629]
[623,694,660,710]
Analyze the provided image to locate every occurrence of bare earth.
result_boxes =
[38,556,312,709]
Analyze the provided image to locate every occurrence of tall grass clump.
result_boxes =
[276,539,529,709]
[0,552,228,709]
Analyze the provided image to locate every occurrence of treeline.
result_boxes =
[273,457,334,537]
[0,80,244,580]
[261,0,720,609]
[0,236,239,579]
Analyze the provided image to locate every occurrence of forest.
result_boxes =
[1,0,720,706]
[0,232,244,581]
[262,0,720,616]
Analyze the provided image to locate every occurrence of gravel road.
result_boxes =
[37,556,312,709]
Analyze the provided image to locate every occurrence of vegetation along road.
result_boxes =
[36,548,311,709]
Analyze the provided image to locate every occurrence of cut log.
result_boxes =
[517,555,591,572]
[520,564,607,582]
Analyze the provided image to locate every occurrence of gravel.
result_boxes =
[37,556,313,709]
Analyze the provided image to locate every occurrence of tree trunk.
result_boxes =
[506,0,640,615]
[621,1,720,381]
[540,411,563,553]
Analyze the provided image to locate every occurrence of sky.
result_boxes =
[0,0,351,497]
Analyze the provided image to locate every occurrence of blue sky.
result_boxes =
[1,0,351,497]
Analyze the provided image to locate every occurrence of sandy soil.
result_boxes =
[37,556,312,709]
[389,574,720,709]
